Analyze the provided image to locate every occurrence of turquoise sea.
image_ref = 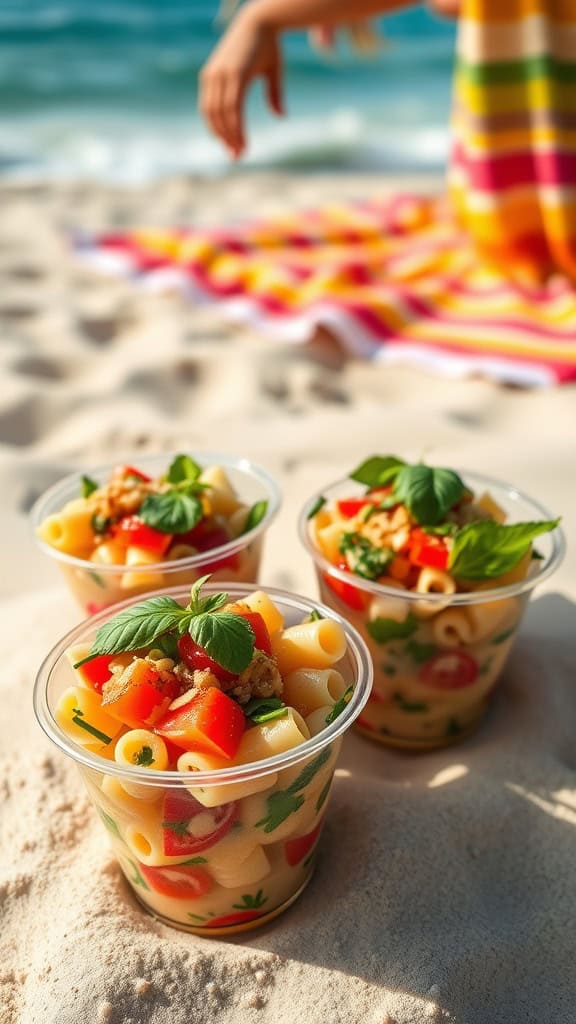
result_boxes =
[0,0,456,181]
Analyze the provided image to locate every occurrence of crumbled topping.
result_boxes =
[225,651,283,706]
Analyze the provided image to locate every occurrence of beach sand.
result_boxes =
[1,173,575,1024]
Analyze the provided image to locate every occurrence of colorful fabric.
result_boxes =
[86,0,576,386]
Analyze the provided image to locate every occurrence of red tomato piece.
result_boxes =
[139,861,213,900]
[285,821,324,866]
[177,633,237,683]
[117,464,152,483]
[231,610,272,656]
[180,522,240,573]
[155,687,246,759]
[419,650,479,690]
[86,602,106,616]
[409,528,450,571]
[102,660,180,729]
[336,498,372,519]
[323,560,369,612]
[77,654,114,695]
[204,891,268,928]
[114,515,173,555]
[161,790,238,856]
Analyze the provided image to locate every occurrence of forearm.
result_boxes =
[243,0,415,31]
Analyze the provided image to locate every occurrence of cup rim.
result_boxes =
[33,583,373,788]
[30,451,281,575]
[298,467,565,606]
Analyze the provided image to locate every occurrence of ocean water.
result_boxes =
[0,0,456,182]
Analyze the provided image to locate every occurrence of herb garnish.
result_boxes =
[449,519,560,580]
[166,453,202,484]
[139,491,203,535]
[71,708,112,745]
[339,531,393,580]
[91,513,112,535]
[244,697,288,724]
[133,745,155,767]
[256,747,332,833]
[74,575,255,674]
[309,608,324,622]
[81,475,99,498]
[350,456,406,488]
[325,686,353,725]
[307,495,327,519]
[242,500,269,535]
[393,463,465,527]
[367,615,418,644]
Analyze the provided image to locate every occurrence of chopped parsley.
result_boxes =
[339,531,393,581]
[133,745,155,767]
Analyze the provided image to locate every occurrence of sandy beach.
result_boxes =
[1,172,576,1024]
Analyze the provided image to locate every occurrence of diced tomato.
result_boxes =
[176,522,240,574]
[117,464,152,483]
[230,610,272,656]
[419,650,479,690]
[323,560,369,612]
[77,654,114,695]
[177,633,237,683]
[114,515,173,555]
[139,861,213,900]
[155,688,245,759]
[285,821,324,866]
[86,602,106,616]
[409,528,450,571]
[102,660,180,729]
[336,498,372,519]
[161,790,238,856]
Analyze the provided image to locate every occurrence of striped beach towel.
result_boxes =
[88,0,576,386]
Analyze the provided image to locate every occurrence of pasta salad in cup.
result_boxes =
[299,455,564,751]
[34,579,372,935]
[31,452,280,614]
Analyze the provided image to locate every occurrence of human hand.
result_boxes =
[199,7,284,159]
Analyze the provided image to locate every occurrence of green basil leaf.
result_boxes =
[200,592,229,614]
[133,745,155,767]
[393,464,464,525]
[350,455,406,488]
[307,495,326,520]
[167,453,202,484]
[449,518,560,580]
[188,612,255,674]
[367,614,418,644]
[405,639,438,663]
[308,608,324,622]
[75,596,189,664]
[241,500,268,535]
[139,491,203,535]
[81,475,99,498]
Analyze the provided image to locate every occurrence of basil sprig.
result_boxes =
[139,491,203,535]
[393,464,465,527]
[75,575,255,674]
[349,454,465,526]
[325,686,353,725]
[449,519,560,580]
[307,495,327,520]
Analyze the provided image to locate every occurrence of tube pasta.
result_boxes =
[114,730,169,801]
[283,668,346,716]
[178,750,277,808]
[315,521,346,563]
[121,546,165,590]
[304,705,336,737]
[461,598,518,644]
[36,508,95,557]
[91,539,125,565]
[412,567,457,619]
[272,619,346,674]
[99,774,163,818]
[368,589,410,625]
[228,504,250,538]
[241,590,284,635]
[207,846,270,889]
[200,465,242,516]
[431,608,475,647]
[476,492,506,523]
[55,686,122,751]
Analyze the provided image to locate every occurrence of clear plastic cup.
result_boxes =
[34,584,372,935]
[299,471,565,751]
[31,452,281,615]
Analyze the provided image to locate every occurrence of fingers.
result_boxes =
[199,70,245,159]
